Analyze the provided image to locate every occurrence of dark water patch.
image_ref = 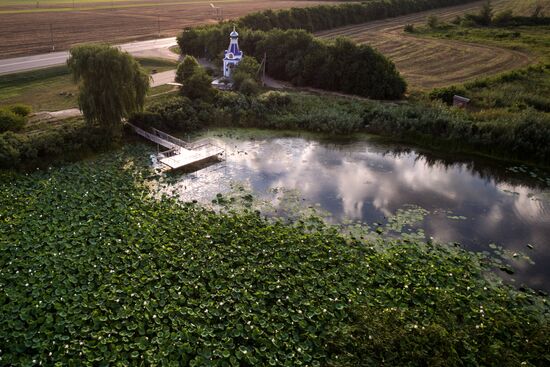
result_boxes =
[152,129,550,292]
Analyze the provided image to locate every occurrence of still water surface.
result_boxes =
[154,130,550,291]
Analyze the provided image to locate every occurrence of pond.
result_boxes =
[153,129,550,292]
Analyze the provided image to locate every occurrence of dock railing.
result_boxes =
[151,127,224,154]
[128,123,225,171]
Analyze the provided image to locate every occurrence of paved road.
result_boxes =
[0,37,178,75]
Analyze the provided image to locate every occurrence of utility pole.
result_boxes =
[210,3,223,22]
[258,52,266,86]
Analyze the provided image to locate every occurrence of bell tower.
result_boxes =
[223,26,243,78]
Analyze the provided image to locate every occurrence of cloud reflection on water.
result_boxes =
[162,134,550,291]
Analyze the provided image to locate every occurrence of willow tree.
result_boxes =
[67,44,150,137]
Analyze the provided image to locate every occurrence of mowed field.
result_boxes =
[0,0,336,58]
[317,0,536,90]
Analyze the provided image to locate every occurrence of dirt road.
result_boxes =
[316,0,534,90]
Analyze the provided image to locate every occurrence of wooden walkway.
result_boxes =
[129,124,224,172]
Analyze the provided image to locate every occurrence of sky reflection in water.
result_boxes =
[157,131,550,291]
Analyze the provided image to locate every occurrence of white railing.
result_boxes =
[151,128,190,149]
[130,124,181,152]
[128,123,226,171]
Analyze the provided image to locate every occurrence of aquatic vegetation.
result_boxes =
[0,145,548,365]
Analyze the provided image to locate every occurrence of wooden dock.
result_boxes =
[129,124,224,172]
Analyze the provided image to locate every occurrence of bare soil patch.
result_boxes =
[0,0,334,58]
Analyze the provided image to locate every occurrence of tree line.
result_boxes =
[177,0,486,100]
[237,0,480,32]
[179,26,406,99]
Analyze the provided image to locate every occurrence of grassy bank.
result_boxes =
[3,84,549,169]
[411,22,549,119]
[0,145,548,365]
[394,20,550,166]
[0,57,177,111]
[130,89,550,167]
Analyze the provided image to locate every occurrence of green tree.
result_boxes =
[479,0,494,25]
[232,56,261,94]
[183,68,214,100]
[67,44,150,137]
[175,55,200,84]
[177,28,203,56]
[234,56,261,79]
[175,55,214,100]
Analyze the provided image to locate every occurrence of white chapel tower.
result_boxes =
[223,26,243,78]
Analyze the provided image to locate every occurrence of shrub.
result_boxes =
[362,101,550,164]
[8,103,32,117]
[451,15,462,24]
[258,91,292,110]
[429,85,468,105]
[404,24,415,33]
[0,123,107,168]
[128,111,163,130]
[478,0,494,26]
[0,108,26,133]
[493,9,514,26]
[427,15,440,28]
[237,77,261,96]
[0,131,23,165]
[148,96,201,131]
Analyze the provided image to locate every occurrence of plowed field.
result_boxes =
[0,0,335,58]
[317,0,535,90]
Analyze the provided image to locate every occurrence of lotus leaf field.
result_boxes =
[0,145,549,366]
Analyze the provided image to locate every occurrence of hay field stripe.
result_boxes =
[316,0,535,90]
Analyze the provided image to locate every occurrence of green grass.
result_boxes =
[0,145,548,366]
[0,57,177,112]
[414,24,550,118]
[418,24,550,62]
[136,57,177,73]
[169,45,181,56]
[364,20,550,166]
[463,66,549,117]
[0,66,78,112]
[147,84,176,96]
